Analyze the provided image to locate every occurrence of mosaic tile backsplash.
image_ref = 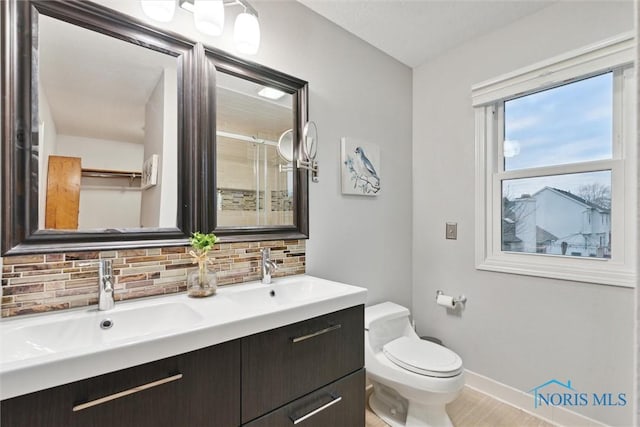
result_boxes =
[1,240,305,318]
[218,188,265,211]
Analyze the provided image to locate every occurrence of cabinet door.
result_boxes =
[242,305,364,423]
[244,369,365,427]
[1,340,241,427]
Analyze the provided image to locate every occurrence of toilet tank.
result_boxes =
[365,302,412,352]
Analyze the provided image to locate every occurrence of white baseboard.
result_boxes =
[463,369,608,427]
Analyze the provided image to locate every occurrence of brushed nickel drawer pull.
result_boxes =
[290,395,343,425]
[291,324,341,343]
[72,373,183,412]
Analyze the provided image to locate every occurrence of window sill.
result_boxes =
[476,253,636,288]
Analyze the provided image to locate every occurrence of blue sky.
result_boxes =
[502,73,612,198]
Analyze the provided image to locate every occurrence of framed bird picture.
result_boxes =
[341,137,381,196]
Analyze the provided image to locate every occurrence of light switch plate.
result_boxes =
[446,222,457,240]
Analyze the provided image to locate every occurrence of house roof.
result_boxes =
[501,220,556,244]
[535,187,610,214]
[536,226,557,243]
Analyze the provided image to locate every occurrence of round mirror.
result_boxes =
[302,121,318,160]
[277,129,294,162]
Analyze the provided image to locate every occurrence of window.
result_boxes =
[473,34,636,287]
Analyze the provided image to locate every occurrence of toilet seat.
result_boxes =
[382,336,463,378]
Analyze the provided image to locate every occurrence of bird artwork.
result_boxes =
[341,138,381,195]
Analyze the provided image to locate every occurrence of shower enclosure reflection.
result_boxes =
[215,72,295,227]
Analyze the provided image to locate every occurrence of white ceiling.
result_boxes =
[39,14,291,147]
[297,0,556,68]
[39,14,176,144]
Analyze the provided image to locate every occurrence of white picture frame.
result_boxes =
[341,137,381,196]
[141,154,158,190]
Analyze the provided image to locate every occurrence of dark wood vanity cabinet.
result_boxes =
[1,305,365,427]
[1,340,242,427]
[244,370,365,427]
[241,305,365,424]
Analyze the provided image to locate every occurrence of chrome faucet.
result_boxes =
[261,248,278,284]
[98,259,115,311]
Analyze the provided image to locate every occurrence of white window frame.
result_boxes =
[473,33,636,287]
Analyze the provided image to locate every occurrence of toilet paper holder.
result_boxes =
[436,290,467,306]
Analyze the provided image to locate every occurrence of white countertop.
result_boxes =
[0,274,367,400]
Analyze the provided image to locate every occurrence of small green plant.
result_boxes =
[188,232,219,293]
[189,231,218,254]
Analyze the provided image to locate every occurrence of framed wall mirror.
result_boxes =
[204,48,309,241]
[1,0,205,255]
[1,0,310,255]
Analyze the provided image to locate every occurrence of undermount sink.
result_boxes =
[0,274,367,401]
[2,302,203,361]
[225,276,349,307]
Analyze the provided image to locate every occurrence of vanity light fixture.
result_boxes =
[193,0,225,36]
[234,11,260,55]
[258,87,286,100]
[142,0,261,54]
[178,0,195,12]
[140,0,176,22]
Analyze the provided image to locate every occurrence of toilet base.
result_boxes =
[369,386,454,427]
[405,401,453,427]
[369,385,407,427]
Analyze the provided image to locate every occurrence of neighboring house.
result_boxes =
[501,218,522,251]
[502,187,610,258]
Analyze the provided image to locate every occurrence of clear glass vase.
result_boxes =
[187,261,217,297]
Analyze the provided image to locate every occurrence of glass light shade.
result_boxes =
[194,0,225,36]
[141,0,176,22]
[234,12,260,55]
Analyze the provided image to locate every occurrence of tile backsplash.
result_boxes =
[1,240,305,318]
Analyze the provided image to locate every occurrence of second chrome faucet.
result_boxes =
[261,248,278,284]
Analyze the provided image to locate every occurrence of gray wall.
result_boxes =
[294,12,414,308]
[636,2,640,425]
[412,2,634,426]
[91,0,414,307]
[261,2,414,308]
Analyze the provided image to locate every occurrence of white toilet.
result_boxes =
[365,302,464,427]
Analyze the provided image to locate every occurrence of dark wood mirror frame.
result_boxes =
[204,48,309,242]
[1,0,309,256]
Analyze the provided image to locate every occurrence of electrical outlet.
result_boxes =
[446,222,457,240]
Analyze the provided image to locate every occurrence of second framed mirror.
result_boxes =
[205,49,309,241]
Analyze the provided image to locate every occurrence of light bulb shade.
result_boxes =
[141,0,176,22]
[234,12,260,55]
[194,0,225,36]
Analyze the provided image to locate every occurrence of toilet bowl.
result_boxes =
[365,302,464,427]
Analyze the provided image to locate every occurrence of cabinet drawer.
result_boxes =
[242,305,364,423]
[244,369,365,427]
[1,340,241,427]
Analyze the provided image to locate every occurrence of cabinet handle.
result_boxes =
[289,394,343,425]
[291,324,341,343]
[72,373,183,412]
